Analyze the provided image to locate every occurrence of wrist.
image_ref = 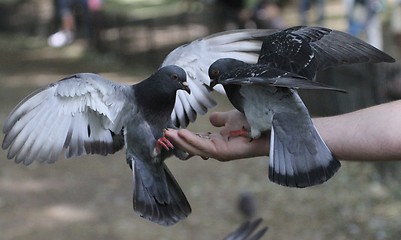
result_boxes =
[253,132,270,157]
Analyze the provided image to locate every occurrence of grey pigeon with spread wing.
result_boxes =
[209,26,395,188]
[2,66,191,226]
[1,29,283,226]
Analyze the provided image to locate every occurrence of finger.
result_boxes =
[165,129,194,153]
[164,129,181,143]
[209,111,230,127]
[164,130,197,160]
[165,129,214,157]
[195,132,212,139]
[177,129,217,157]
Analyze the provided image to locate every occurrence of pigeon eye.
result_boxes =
[212,69,220,76]
[171,74,179,81]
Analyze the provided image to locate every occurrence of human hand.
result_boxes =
[165,110,269,161]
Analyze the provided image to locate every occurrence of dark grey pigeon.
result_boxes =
[209,59,344,187]
[209,26,395,188]
[1,29,284,226]
[2,66,191,226]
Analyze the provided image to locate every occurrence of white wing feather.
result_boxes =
[2,73,131,165]
[162,29,278,127]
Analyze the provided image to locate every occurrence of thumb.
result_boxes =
[209,111,230,127]
[210,110,244,127]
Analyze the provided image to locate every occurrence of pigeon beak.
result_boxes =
[205,84,214,92]
[181,81,191,94]
[210,79,218,88]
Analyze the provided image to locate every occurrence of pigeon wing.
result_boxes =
[258,26,395,80]
[162,29,278,127]
[2,73,131,165]
[220,76,347,92]
[219,65,347,92]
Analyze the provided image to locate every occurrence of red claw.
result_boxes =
[228,127,251,141]
[156,136,174,153]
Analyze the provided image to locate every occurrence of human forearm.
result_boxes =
[314,100,401,161]
[167,100,401,162]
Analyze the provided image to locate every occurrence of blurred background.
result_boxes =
[1,0,401,239]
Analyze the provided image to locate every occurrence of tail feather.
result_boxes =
[269,112,341,188]
[131,159,191,226]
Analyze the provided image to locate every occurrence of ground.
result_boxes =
[1,10,401,240]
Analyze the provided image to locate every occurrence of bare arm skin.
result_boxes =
[165,100,401,162]
[314,100,401,161]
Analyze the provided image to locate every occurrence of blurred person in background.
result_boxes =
[345,0,385,50]
[299,0,325,26]
[48,0,102,48]
[214,0,247,30]
[251,0,286,29]
[390,0,401,51]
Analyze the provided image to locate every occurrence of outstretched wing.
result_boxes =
[162,29,278,127]
[221,76,347,92]
[2,73,131,165]
[258,26,395,80]
[219,64,347,92]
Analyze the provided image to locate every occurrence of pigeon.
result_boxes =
[224,218,268,240]
[1,29,282,225]
[2,66,192,226]
[209,26,395,188]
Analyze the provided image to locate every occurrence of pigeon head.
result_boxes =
[209,58,248,88]
[158,65,190,94]
[134,65,190,116]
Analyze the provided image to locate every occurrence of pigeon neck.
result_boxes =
[224,84,244,113]
[134,79,177,122]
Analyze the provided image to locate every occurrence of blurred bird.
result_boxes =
[2,67,191,226]
[2,29,280,225]
[209,26,395,188]
[224,218,268,240]
[238,191,258,219]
